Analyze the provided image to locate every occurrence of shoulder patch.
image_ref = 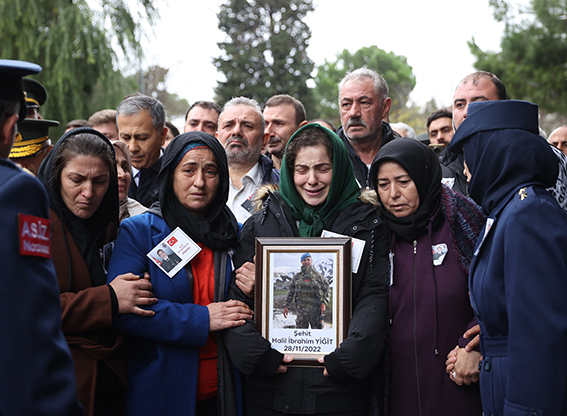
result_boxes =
[18,213,51,258]
[519,187,528,201]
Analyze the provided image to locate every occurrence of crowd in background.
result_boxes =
[3,58,567,416]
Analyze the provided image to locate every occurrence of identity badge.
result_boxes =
[147,227,201,278]
[321,229,365,273]
[441,177,455,189]
[474,218,495,257]
[432,243,448,266]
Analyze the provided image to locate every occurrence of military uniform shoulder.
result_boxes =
[0,157,21,171]
[515,186,532,202]
[514,186,551,203]
[506,186,559,214]
[0,158,44,190]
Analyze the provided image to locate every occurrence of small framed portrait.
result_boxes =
[255,237,351,367]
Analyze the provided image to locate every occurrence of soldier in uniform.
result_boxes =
[22,78,47,119]
[283,253,330,329]
[8,77,58,176]
[0,59,83,415]
[9,118,58,175]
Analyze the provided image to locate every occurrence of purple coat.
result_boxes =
[388,209,482,416]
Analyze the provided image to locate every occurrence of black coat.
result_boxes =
[336,122,397,190]
[439,146,468,196]
[226,189,389,414]
[128,156,161,208]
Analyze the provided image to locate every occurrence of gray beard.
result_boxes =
[225,135,263,166]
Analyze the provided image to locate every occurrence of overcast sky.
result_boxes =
[138,0,510,125]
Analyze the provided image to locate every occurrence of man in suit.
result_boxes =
[117,95,168,207]
[157,249,182,273]
[0,59,84,415]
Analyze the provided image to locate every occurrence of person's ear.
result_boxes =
[262,131,270,147]
[0,114,19,159]
[160,126,168,147]
[381,98,392,121]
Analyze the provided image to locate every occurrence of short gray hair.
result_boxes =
[338,67,389,102]
[221,97,265,133]
[116,95,166,134]
[390,122,416,139]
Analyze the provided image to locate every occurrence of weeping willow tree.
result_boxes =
[0,0,158,137]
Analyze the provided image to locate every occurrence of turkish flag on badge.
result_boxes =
[18,213,51,258]
[167,236,178,246]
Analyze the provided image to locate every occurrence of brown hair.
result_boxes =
[265,94,307,126]
[52,132,116,189]
[88,109,116,127]
[285,127,333,171]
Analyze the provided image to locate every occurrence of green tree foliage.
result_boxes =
[214,0,316,111]
[470,0,567,113]
[393,99,442,136]
[0,0,157,138]
[142,65,190,120]
[312,46,417,125]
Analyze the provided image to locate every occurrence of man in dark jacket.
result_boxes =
[426,108,469,195]
[117,94,168,208]
[337,68,397,189]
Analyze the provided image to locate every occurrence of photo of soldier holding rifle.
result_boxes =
[283,253,330,329]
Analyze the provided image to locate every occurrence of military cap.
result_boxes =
[22,78,47,118]
[0,59,42,124]
[301,253,312,262]
[9,118,58,158]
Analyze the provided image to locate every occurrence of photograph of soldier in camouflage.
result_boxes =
[272,252,334,330]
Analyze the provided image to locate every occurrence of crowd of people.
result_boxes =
[3,56,567,416]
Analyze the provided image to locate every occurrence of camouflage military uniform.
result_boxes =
[283,265,330,329]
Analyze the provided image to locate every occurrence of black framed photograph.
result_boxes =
[255,237,351,366]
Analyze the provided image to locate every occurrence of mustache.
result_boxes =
[226,135,249,147]
[268,135,282,144]
[346,117,367,128]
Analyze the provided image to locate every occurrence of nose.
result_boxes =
[193,170,205,187]
[389,183,400,199]
[127,142,140,154]
[265,122,275,136]
[231,121,243,137]
[81,181,94,199]
[307,168,318,185]
[348,101,361,118]
[462,103,469,120]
